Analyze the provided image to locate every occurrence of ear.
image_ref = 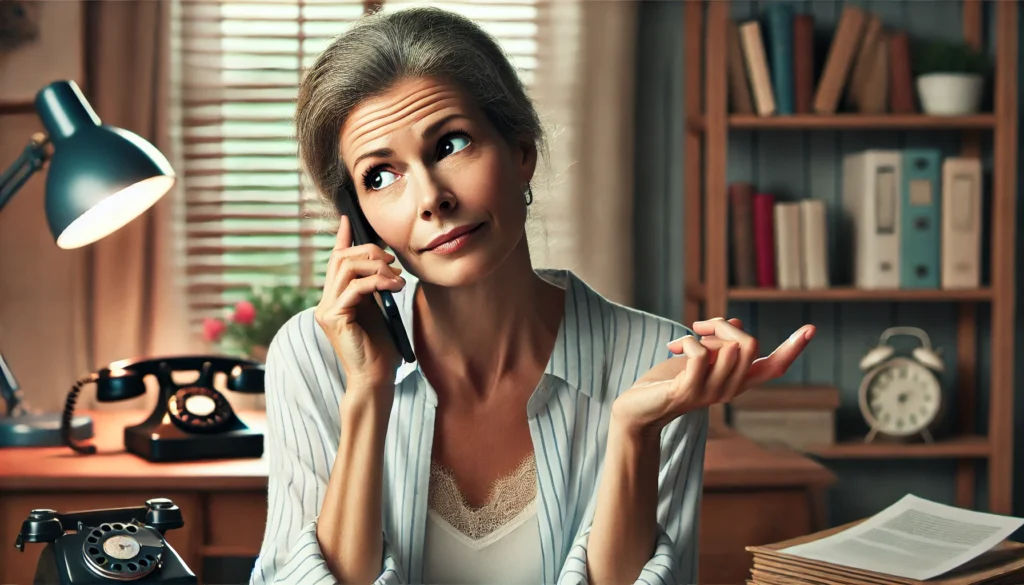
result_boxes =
[516,140,538,186]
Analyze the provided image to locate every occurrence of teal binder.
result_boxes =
[899,149,942,288]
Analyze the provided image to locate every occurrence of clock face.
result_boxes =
[862,357,942,437]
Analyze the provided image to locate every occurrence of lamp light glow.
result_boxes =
[57,175,174,249]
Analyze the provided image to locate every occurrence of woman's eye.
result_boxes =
[439,134,471,159]
[368,170,398,190]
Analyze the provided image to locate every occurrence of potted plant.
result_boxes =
[203,285,321,362]
[913,39,990,115]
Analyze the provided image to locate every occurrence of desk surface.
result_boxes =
[0,411,835,491]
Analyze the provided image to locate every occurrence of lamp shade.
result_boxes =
[34,80,176,249]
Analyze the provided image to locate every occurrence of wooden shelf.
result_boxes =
[689,113,997,131]
[726,286,992,302]
[687,0,1017,514]
[803,435,990,459]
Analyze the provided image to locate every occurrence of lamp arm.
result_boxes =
[0,350,22,417]
[0,133,49,417]
[0,133,50,215]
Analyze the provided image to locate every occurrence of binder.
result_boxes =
[899,148,942,288]
[941,157,983,289]
[842,150,902,289]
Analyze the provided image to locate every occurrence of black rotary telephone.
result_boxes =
[14,498,196,584]
[60,356,265,462]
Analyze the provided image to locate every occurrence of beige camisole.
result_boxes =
[422,454,543,584]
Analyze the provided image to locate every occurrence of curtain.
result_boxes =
[82,0,196,410]
[528,1,639,306]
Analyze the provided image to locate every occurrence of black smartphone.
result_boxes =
[334,182,416,364]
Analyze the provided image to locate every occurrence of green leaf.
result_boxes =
[912,38,991,76]
[215,285,321,356]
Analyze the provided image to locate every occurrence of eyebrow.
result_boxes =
[350,113,471,171]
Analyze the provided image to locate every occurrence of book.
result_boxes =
[761,2,795,115]
[729,182,757,286]
[774,202,802,289]
[728,20,756,114]
[739,20,777,116]
[846,14,883,110]
[889,30,916,113]
[798,199,829,289]
[813,6,867,114]
[753,193,777,287]
[792,14,815,114]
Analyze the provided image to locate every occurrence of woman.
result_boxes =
[251,7,814,585]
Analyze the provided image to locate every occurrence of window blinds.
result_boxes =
[179,0,540,326]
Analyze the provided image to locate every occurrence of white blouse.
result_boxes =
[250,269,709,585]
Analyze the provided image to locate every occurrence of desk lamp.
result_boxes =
[0,80,175,448]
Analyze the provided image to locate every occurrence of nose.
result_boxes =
[414,171,456,219]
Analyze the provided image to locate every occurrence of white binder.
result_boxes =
[842,150,902,289]
[941,157,982,289]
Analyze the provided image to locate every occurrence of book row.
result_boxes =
[729,151,982,290]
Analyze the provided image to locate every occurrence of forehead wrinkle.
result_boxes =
[346,87,462,155]
[345,85,463,151]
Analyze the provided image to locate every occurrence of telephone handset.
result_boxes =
[336,180,416,364]
[61,356,265,462]
[15,498,196,584]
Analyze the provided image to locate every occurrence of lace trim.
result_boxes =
[428,453,537,540]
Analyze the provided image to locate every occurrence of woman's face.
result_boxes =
[338,76,537,287]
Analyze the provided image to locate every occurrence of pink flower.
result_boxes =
[233,300,257,325]
[203,318,226,342]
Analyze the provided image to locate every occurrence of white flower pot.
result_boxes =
[916,73,984,115]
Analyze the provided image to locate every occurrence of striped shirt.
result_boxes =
[250,269,708,585]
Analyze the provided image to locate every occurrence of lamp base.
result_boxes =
[0,413,92,448]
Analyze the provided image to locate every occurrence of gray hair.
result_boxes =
[295,6,546,216]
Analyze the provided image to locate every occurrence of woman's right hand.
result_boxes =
[315,215,407,398]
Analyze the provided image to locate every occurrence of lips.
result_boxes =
[422,223,484,252]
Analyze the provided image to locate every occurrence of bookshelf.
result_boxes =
[683,0,1018,516]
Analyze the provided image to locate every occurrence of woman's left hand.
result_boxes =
[611,318,816,435]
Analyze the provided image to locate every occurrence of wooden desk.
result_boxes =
[0,411,834,584]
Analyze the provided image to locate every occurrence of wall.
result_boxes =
[0,112,90,414]
[635,0,1022,529]
[0,2,89,416]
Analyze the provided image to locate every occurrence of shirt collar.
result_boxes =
[391,268,605,399]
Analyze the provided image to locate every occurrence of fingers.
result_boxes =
[746,325,817,386]
[681,318,743,346]
[692,317,755,345]
[330,257,401,300]
[335,273,406,312]
[322,217,400,303]
[670,336,710,411]
[325,215,353,287]
[703,341,739,403]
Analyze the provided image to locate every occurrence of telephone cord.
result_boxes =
[62,373,99,454]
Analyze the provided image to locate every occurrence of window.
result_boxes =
[178,0,544,328]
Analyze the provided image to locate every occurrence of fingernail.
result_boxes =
[804,327,816,341]
[789,329,804,344]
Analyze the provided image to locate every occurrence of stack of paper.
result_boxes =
[746,495,1024,585]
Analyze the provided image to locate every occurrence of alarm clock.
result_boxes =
[858,326,945,444]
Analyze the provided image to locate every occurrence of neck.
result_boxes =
[413,236,564,402]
